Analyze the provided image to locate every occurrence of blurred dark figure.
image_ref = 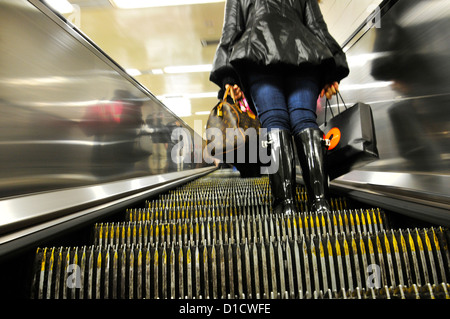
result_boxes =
[370,0,450,172]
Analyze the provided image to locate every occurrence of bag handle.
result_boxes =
[324,91,347,126]
[335,91,348,114]
[217,86,236,117]
[223,85,236,103]
[219,86,257,117]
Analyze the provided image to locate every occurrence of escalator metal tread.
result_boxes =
[30,171,450,299]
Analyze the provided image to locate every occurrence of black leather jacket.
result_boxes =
[210,0,349,92]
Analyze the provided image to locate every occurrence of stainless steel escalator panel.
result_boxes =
[330,170,450,226]
[0,0,208,201]
[0,167,216,257]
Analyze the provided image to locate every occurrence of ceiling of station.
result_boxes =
[59,0,382,134]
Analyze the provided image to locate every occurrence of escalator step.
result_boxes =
[94,208,388,247]
[29,171,449,299]
[31,227,450,299]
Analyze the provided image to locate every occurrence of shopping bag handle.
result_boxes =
[335,91,347,114]
[324,99,334,127]
[324,91,347,126]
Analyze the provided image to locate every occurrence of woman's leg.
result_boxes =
[285,72,331,213]
[285,72,321,135]
[247,71,291,132]
[247,71,297,215]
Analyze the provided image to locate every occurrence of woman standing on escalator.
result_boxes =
[210,0,349,215]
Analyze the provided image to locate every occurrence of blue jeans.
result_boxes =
[247,68,321,135]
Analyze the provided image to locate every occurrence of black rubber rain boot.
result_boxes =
[294,127,331,213]
[267,129,297,216]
